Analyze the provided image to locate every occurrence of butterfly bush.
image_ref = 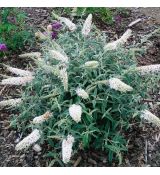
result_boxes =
[62,135,75,164]
[136,64,160,75]
[6,65,34,77]
[82,14,92,36]
[108,78,133,92]
[84,61,99,69]
[9,14,160,165]
[33,111,52,124]
[19,52,41,59]
[15,129,41,151]
[0,98,22,108]
[1,76,34,86]
[76,88,89,99]
[49,50,69,63]
[140,110,160,127]
[69,104,82,123]
[59,17,76,31]
[59,66,69,91]
[104,29,132,51]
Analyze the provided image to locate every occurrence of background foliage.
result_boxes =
[0,8,33,57]
[53,7,130,26]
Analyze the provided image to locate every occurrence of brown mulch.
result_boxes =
[0,7,160,167]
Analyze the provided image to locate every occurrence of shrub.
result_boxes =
[5,15,159,166]
[0,8,32,57]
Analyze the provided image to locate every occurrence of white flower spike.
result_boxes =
[140,110,160,127]
[15,129,41,151]
[69,104,82,123]
[33,111,52,124]
[59,67,68,91]
[49,50,69,63]
[6,66,34,77]
[62,135,75,164]
[76,88,89,99]
[1,76,34,86]
[0,98,22,108]
[82,14,92,36]
[84,61,99,69]
[108,78,133,92]
[59,17,76,31]
[19,52,41,59]
[136,64,160,75]
[104,29,132,51]
[120,29,132,44]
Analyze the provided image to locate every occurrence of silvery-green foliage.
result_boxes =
[13,21,159,165]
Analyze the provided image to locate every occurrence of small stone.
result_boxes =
[37,152,41,155]
[15,138,20,143]
[34,155,39,159]
[33,144,42,152]
[103,159,107,163]
[20,154,25,160]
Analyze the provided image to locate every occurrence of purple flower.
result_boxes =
[43,31,58,40]
[114,15,122,25]
[52,22,62,30]
[0,44,7,51]
[51,32,58,39]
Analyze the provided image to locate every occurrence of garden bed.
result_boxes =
[0,7,160,167]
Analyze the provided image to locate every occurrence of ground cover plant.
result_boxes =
[0,8,33,57]
[53,8,113,24]
[53,7,130,27]
[1,13,160,166]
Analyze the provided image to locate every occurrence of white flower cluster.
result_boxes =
[69,104,82,123]
[0,98,22,108]
[136,64,160,75]
[19,52,41,59]
[15,129,41,151]
[59,17,77,31]
[84,61,99,69]
[1,76,34,86]
[6,65,34,77]
[49,50,69,63]
[82,14,92,36]
[140,110,160,127]
[62,135,75,164]
[76,88,89,99]
[104,29,132,51]
[59,67,68,91]
[33,111,52,124]
[108,78,133,92]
